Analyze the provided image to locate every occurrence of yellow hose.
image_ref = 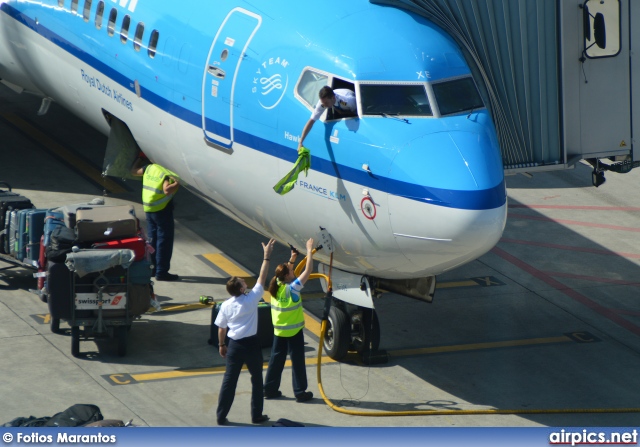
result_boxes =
[291,249,640,415]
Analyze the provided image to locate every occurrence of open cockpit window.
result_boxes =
[432,77,484,116]
[360,83,432,117]
[296,69,329,110]
[295,68,358,121]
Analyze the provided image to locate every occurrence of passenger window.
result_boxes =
[296,69,328,109]
[58,0,65,7]
[107,8,117,36]
[82,0,92,22]
[148,30,159,58]
[432,77,483,116]
[71,0,78,13]
[360,84,432,117]
[94,1,104,29]
[133,23,144,51]
[120,15,131,44]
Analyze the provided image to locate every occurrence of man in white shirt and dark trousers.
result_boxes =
[215,238,276,426]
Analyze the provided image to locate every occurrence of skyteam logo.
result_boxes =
[253,56,289,110]
[111,0,138,13]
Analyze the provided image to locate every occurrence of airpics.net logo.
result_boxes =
[252,56,290,110]
[549,429,638,446]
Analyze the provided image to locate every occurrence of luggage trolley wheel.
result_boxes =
[71,326,81,357]
[116,325,127,357]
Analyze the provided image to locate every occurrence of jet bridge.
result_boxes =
[372,0,640,186]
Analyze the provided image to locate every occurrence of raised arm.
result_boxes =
[296,238,314,286]
[257,238,276,287]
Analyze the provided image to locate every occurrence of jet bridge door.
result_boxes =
[202,8,261,148]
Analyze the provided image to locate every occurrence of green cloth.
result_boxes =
[273,147,311,195]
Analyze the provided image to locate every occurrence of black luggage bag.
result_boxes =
[208,301,273,348]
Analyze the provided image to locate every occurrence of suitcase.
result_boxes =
[54,198,104,229]
[0,183,33,254]
[17,208,46,264]
[7,209,20,258]
[92,236,146,261]
[43,209,65,247]
[75,205,137,243]
[208,301,273,348]
[37,235,46,291]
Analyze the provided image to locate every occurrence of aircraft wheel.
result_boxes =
[352,308,380,354]
[323,306,350,361]
[71,326,80,358]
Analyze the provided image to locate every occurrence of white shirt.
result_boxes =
[214,284,264,340]
[310,89,357,121]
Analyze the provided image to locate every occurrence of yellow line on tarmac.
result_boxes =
[123,356,336,384]
[0,113,126,194]
[202,253,251,277]
[390,335,572,358]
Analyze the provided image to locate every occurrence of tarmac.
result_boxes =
[2,83,640,428]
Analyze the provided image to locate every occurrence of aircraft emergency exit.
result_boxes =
[0,0,507,360]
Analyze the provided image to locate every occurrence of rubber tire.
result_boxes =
[323,306,350,361]
[116,326,127,357]
[352,308,381,354]
[71,326,80,358]
[50,317,61,334]
[362,308,381,353]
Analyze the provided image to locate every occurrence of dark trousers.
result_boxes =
[217,335,264,421]
[264,329,307,397]
[146,205,174,276]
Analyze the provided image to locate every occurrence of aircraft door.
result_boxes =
[202,8,261,148]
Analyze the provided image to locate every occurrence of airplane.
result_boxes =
[0,0,507,360]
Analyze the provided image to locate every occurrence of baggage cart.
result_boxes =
[63,248,151,357]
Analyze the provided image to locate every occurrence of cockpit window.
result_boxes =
[296,70,329,109]
[432,77,484,116]
[360,84,432,117]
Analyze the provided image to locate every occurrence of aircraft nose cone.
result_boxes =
[386,130,506,276]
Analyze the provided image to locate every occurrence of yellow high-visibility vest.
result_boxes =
[270,284,304,337]
[142,164,174,212]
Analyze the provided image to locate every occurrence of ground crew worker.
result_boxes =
[215,238,276,426]
[263,238,315,402]
[131,155,180,281]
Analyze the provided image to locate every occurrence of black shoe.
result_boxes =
[217,418,228,426]
[264,390,282,399]
[156,273,179,281]
[252,415,269,424]
[295,391,313,402]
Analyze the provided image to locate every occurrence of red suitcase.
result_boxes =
[92,236,147,261]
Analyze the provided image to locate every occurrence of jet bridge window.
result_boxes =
[432,77,484,116]
[582,0,621,58]
[82,0,91,22]
[94,1,104,29]
[107,8,117,37]
[120,15,131,44]
[360,84,432,117]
